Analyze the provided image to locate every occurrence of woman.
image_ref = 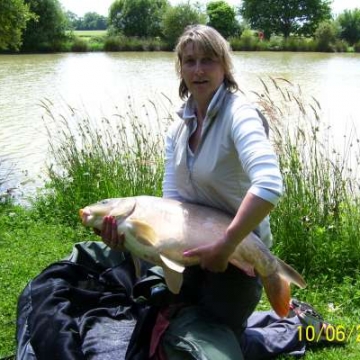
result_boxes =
[161,24,283,338]
[100,24,283,345]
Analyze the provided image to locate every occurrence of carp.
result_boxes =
[79,195,306,317]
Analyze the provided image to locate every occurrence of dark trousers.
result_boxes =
[180,263,263,340]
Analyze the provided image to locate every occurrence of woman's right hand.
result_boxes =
[93,215,126,251]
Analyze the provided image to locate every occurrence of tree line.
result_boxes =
[1,0,360,52]
[66,11,107,31]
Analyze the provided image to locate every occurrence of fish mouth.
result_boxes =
[79,208,90,224]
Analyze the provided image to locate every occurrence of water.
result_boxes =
[1,51,360,201]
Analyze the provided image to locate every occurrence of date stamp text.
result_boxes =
[298,324,360,343]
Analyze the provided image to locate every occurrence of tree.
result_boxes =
[65,11,107,31]
[337,8,360,45]
[64,10,79,30]
[81,12,107,30]
[315,20,339,51]
[21,0,68,51]
[206,1,240,38]
[109,0,169,37]
[240,0,332,39]
[0,0,35,51]
[162,2,207,47]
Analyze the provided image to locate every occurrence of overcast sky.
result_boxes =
[60,0,359,17]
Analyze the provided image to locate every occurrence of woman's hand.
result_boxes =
[93,215,125,251]
[183,236,235,272]
[188,193,275,272]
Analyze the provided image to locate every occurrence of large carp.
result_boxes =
[79,195,306,317]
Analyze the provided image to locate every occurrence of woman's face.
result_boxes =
[181,42,225,107]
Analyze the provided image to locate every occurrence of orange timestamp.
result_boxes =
[298,324,360,343]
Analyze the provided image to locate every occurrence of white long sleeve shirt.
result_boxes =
[162,84,283,247]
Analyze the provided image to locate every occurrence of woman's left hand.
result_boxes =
[183,237,234,272]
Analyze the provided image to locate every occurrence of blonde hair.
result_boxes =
[175,24,239,100]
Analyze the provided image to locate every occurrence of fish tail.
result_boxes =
[261,259,307,318]
[261,272,291,318]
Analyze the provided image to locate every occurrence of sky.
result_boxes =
[59,0,360,17]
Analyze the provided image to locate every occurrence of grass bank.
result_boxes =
[65,30,171,52]
[56,30,360,53]
[1,80,360,358]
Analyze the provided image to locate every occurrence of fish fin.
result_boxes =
[229,258,256,277]
[261,260,306,318]
[127,219,157,246]
[160,254,185,273]
[110,200,136,220]
[160,258,184,294]
[160,254,185,294]
[131,255,142,279]
[261,271,291,318]
[163,267,183,294]
[276,257,307,289]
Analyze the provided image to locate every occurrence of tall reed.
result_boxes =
[34,96,172,226]
[34,80,360,279]
[253,78,360,279]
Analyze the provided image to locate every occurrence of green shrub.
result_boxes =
[315,21,338,52]
[228,36,242,50]
[255,40,269,51]
[354,41,360,52]
[281,36,313,52]
[71,38,89,52]
[333,39,349,52]
[142,37,165,51]
[87,41,104,52]
[122,37,144,51]
[103,35,167,51]
[104,36,123,51]
[304,38,318,52]
[239,29,259,50]
[229,30,260,51]
[268,35,283,51]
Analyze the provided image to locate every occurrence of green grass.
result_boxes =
[1,80,360,358]
[1,208,360,358]
[73,30,107,38]
[262,277,360,359]
[229,32,354,52]
[69,30,108,51]
[54,31,360,53]
[66,30,169,52]
[0,205,91,358]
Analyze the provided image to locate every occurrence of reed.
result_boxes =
[253,77,360,279]
[34,80,360,279]
[34,96,172,226]
[104,35,168,52]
